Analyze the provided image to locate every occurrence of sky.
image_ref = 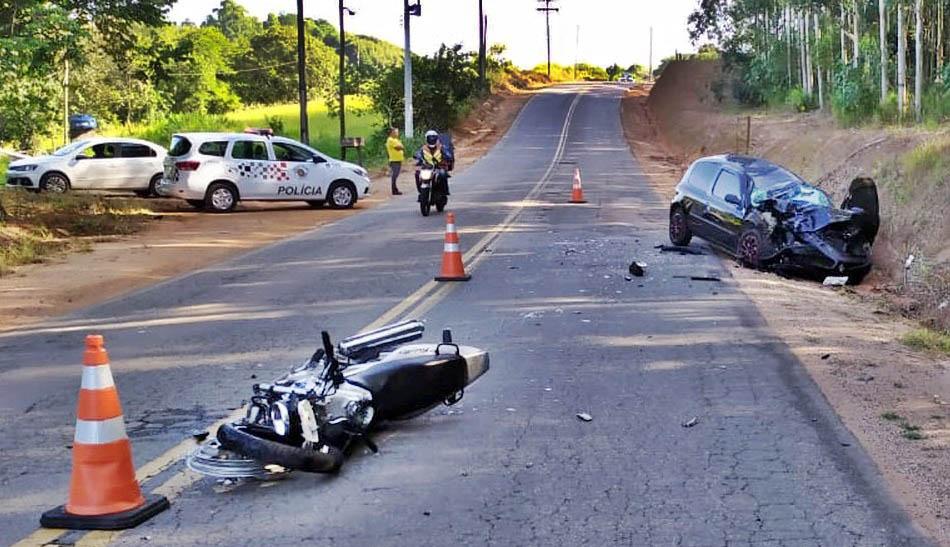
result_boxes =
[169,1,699,70]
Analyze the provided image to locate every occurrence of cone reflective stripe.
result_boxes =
[570,167,587,204]
[435,212,471,282]
[41,335,168,530]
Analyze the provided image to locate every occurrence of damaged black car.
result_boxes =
[669,155,880,283]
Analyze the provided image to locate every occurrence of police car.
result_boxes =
[157,132,371,212]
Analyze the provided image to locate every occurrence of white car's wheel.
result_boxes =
[40,172,70,194]
[328,181,356,209]
[205,182,238,213]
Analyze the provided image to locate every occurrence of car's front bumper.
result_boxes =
[4,171,39,189]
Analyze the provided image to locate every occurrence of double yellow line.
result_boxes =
[14,90,583,547]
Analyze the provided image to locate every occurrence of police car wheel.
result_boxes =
[205,182,238,213]
[328,182,356,209]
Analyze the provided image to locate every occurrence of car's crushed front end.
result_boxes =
[750,178,879,282]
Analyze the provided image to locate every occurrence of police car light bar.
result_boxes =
[243,127,274,137]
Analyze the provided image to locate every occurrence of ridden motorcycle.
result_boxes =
[188,321,489,476]
[417,163,450,217]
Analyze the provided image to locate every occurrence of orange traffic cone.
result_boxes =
[41,335,169,530]
[435,212,471,282]
[570,167,587,204]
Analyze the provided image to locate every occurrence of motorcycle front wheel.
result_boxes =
[217,423,344,474]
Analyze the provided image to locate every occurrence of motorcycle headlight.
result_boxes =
[345,401,375,428]
[270,402,290,436]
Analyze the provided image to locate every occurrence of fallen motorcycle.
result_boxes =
[188,321,489,477]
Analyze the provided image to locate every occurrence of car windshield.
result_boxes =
[746,163,806,191]
[52,141,89,157]
[750,181,832,208]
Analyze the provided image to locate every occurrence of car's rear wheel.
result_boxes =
[669,207,692,246]
[737,229,763,269]
[148,173,163,197]
[205,182,238,213]
[327,181,357,209]
[40,172,70,194]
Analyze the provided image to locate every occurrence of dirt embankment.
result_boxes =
[0,91,533,333]
[623,61,950,544]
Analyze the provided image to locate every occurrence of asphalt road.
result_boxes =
[0,84,930,546]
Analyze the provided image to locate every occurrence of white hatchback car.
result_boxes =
[5,137,166,195]
[157,133,371,213]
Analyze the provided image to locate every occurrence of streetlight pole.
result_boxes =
[296,0,309,145]
[536,0,558,79]
[403,1,421,138]
[339,1,355,157]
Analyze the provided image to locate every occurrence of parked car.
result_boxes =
[619,73,634,83]
[69,114,98,139]
[157,132,371,213]
[5,138,166,196]
[669,155,880,283]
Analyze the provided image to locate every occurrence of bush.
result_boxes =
[785,87,816,112]
[831,64,878,125]
[901,328,950,355]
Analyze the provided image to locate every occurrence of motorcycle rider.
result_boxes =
[414,130,453,193]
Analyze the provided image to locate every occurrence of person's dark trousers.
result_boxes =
[389,162,402,194]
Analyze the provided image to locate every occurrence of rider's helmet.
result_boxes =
[425,130,439,146]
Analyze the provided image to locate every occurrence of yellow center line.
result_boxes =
[13,90,583,547]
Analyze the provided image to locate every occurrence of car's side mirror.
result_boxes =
[312,155,327,164]
[725,194,742,207]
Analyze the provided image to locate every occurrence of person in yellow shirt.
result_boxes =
[385,128,405,195]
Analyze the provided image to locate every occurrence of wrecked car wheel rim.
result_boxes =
[671,213,686,240]
[740,233,759,264]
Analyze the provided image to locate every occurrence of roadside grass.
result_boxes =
[0,156,7,187]
[879,412,926,440]
[901,328,950,355]
[0,190,155,275]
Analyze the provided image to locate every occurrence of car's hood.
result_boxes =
[752,181,850,233]
[9,155,53,168]
[335,159,369,177]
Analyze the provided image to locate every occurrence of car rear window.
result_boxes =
[120,144,156,158]
[198,141,228,157]
[712,170,742,201]
[687,161,719,193]
[231,140,269,160]
[169,136,192,157]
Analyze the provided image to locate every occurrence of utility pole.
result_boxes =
[338,1,355,157]
[403,1,421,137]
[536,0,559,78]
[296,0,309,145]
[63,58,70,145]
[648,26,654,82]
[478,0,486,87]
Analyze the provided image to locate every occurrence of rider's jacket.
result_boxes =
[414,144,452,168]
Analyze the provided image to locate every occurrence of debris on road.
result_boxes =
[191,429,210,442]
[673,275,722,282]
[821,353,832,360]
[576,413,593,422]
[823,276,849,287]
[654,244,705,256]
[682,417,700,428]
[628,261,645,277]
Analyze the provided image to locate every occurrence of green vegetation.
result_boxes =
[901,423,925,440]
[0,157,8,187]
[531,63,609,82]
[901,328,950,355]
[688,0,950,125]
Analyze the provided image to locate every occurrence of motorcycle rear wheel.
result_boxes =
[436,195,447,213]
[217,423,344,474]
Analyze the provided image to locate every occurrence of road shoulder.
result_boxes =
[621,84,950,544]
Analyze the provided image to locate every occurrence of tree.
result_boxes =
[914,0,922,122]
[606,63,622,81]
[880,0,889,104]
[203,0,260,42]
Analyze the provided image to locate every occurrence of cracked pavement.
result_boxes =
[0,85,931,546]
